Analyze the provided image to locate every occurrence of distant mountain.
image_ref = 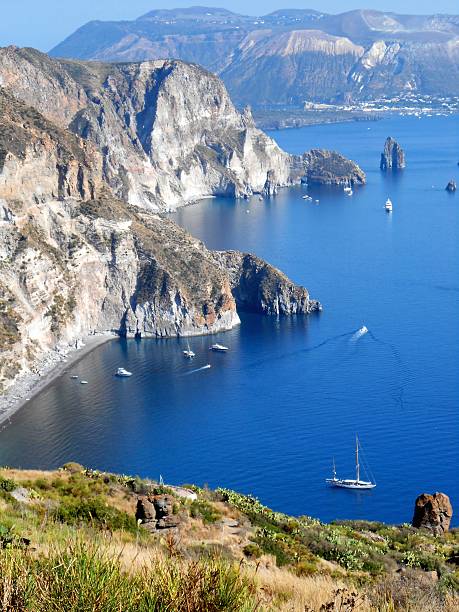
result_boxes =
[50,7,459,105]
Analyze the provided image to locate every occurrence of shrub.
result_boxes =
[0,476,17,492]
[189,500,221,524]
[54,498,138,533]
[243,543,262,559]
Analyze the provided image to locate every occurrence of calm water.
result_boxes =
[1,116,458,525]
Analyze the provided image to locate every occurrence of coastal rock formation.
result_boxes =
[0,96,318,391]
[303,149,366,186]
[446,180,457,192]
[215,251,321,315]
[412,492,453,535]
[0,46,364,210]
[380,137,406,171]
[136,494,181,530]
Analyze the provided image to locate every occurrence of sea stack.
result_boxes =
[412,492,453,535]
[380,137,406,170]
[446,180,457,192]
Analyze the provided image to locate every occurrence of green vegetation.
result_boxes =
[0,468,456,611]
[0,542,256,612]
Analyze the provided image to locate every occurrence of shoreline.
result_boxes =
[0,333,117,428]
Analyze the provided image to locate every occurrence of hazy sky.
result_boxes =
[1,1,458,51]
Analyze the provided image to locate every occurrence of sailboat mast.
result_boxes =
[355,436,360,482]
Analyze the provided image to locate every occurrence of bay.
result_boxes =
[1,115,458,525]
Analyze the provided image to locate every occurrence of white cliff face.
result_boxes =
[0,47,321,393]
[0,49,297,212]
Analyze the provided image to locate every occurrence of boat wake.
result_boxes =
[183,364,212,376]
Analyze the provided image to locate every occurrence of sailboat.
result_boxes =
[326,436,376,490]
[183,340,195,358]
[385,198,393,212]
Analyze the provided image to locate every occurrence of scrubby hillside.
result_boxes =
[0,466,457,611]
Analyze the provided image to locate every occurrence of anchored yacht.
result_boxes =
[385,198,393,212]
[210,343,229,352]
[116,368,132,377]
[326,436,376,490]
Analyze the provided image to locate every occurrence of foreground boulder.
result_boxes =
[380,137,406,170]
[412,492,453,535]
[136,494,181,530]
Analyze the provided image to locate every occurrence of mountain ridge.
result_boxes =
[49,7,459,105]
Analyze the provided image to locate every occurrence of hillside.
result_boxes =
[0,465,457,610]
[49,7,459,105]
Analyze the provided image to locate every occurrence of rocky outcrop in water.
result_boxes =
[214,251,321,315]
[446,180,457,193]
[303,149,366,186]
[412,492,453,535]
[380,137,406,171]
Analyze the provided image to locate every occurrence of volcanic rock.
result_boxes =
[412,492,453,535]
[380,137,406,170]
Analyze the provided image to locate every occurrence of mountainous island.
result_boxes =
[0,7,458,611]
[50,7,459,114]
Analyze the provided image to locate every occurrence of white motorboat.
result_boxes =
[183,341,195,359]
[385,198,393,212]
[70,375,78,379]
[116,367,132,377]
[302,195,312,201]
[326,436,376,490]
[344,184,353,195]
[210,343,229,352]
[80,380,88,385]
[358,326,368,335]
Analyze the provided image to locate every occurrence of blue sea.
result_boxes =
[1,115,458,525]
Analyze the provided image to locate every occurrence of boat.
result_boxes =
[358,326,368,335]
[210,343,229,352]
[116,367,132,377]
[385,198,393,212]
[80,380,88,385]
[344,184,353,195]
[70,375,78,379]
[302,194,312,201]
[326,436,376,490]
[183,341,195,359]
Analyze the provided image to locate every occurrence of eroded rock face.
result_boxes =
[214,251,321,315]
[412,492,453,535]
[0,47,365,210]
[302,149,366,186]
[380,137,406,170]
[0,48,321,392]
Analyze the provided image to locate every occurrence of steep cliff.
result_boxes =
[0,48,297,211]
[0,88,319,391]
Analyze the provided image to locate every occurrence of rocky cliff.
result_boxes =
[0,46,364,210]
[0,47,298,211]
[0,81,320,392]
